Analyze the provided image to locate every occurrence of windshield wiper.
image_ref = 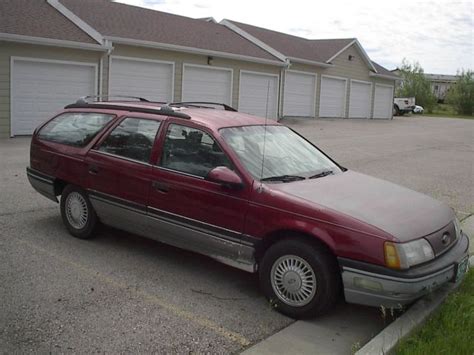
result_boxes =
[261,175,306,183]
[309,170,334,179]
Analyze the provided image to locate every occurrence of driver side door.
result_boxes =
[147,121,254,269]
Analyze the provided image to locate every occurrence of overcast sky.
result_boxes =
[116,0,473,74]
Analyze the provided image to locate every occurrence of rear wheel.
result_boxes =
[259,239,341,319]
[60,185,98,239]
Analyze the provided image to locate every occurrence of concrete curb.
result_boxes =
[356,216,473,355]
[354,283,456,355]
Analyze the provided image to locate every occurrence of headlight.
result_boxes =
[384,239,435,269]
[453,217,462,239]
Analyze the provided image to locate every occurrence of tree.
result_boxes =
[395,59,437,112]
[446,70,473,116]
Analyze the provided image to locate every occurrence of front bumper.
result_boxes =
[339,232,470,308]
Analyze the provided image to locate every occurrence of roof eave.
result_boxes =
[287,56,334,68]
[369,72,400,81]
[105,36,287,67]
[0,32,110,51]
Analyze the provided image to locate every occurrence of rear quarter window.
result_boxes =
[38,112,114,147]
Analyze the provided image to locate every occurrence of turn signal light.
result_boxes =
[384,242,401,269]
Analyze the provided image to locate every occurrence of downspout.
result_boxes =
[278,59,291,121]
[99,40,114,99]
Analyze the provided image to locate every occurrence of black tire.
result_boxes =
[393,105,400,116]
[259,239,341,319]
[60,185,98,239]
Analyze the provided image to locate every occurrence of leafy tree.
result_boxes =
[446,70,473,116]
[395,59,437,112]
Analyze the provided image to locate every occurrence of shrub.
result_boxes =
[446,70,474,116]
[396,59,437,113]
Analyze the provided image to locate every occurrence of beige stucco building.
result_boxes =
[0,0,398,138]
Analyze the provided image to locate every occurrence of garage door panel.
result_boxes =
[373,85,393,119]
[283,71,316,117]
[349,81,372,118]
[319,77,346,118]
[12,60,96,136]
[109,58,174,102]
[182,65,232,104]
[239,72,278,119]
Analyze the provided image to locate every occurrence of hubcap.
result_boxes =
[271,255,316,307]
[65,192,88,230]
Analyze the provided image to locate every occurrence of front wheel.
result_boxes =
[259,239,341,319]
[393,105,400,116]
[60,185,98,239]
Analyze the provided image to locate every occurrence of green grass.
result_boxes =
[422,103,474,119]
[395,269,474,355]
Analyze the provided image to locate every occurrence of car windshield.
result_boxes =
[220,125,342,181]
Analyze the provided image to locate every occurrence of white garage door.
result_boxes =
[182,64,232,104]
[319,76,347,118]
[373,85,394,119]
[283,71,316,117]
[239,71,279,119]
[109,56,174,102]
[11,58,96,136]
[349,81,372,118]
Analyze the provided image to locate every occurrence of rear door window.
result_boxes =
[98,117,161,163]
[38,112,114,147]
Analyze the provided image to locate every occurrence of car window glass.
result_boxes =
[160,124,232,177]
[99,117,161,163]
[221,125,341,179]
[38,112,114,147]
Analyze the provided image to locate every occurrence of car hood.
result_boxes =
[270,171,454,242]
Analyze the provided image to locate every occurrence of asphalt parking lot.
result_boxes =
[1,115,473,353]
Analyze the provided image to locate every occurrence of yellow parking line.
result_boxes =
[16,238,251,347]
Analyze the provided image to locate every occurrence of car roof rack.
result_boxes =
[75,95,153,104]
[64,101,191,119]
[169,102,237,112]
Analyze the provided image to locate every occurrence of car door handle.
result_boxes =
[88,165,99,175]
[152,180,169,193]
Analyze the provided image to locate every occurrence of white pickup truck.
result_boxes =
[393,97,415,115]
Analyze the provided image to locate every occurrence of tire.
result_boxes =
[393,105,400,116]
[259,239,341,319]
[60,185,98,239]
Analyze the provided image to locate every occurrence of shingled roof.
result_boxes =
[224,20,356,64]
[58,0,281,62]
[372,61,399,78]
[0,0,96,44]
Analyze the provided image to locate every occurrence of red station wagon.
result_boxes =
[27,98,470,318]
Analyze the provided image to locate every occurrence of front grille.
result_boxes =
[424,221,457,256]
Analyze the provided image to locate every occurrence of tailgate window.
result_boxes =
[38,112,114,147]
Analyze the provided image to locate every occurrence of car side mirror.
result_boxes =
[207,167,244,190]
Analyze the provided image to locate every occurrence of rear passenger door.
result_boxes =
[84,115,162,231]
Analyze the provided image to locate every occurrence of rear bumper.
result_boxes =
[26,167,58,202]
[339,232,470,308]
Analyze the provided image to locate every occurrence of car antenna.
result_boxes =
[258,80,271,193]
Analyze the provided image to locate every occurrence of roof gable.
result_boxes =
[326,39,377,72]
